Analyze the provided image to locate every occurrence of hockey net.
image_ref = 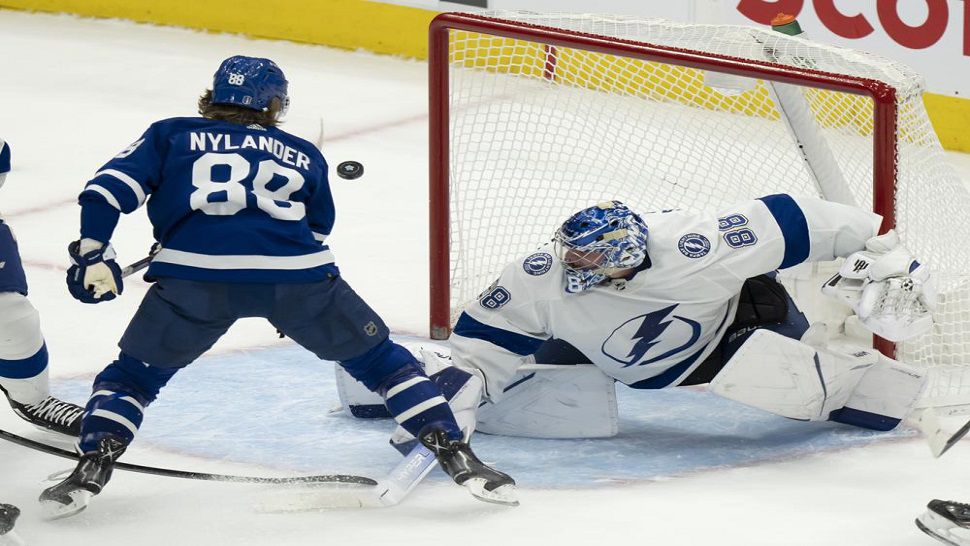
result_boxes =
[428,11,970,408]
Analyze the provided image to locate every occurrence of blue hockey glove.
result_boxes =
[67,239,123,304]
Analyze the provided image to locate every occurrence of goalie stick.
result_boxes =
[0,428,376,485]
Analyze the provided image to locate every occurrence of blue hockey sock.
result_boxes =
[341,339,462,441]
[78,353,179,453]
[381,366,462,441]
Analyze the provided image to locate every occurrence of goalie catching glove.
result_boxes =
[822,230,936,341]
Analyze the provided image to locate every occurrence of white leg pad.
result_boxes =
[1,367,49,406]
[0,293,48,405]
[841,352,927,422]
[476,363,618,439]
[709,329,879,421]
[0,293,44,360]
[336,344,618,439]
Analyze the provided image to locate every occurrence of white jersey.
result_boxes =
[450,194,882,400]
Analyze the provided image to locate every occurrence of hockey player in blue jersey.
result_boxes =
[39,56,515,518]
[0,138,84,437]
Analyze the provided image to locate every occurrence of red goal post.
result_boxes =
[428,11,897,360]
[429,10,970,414]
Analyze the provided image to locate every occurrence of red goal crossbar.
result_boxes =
[427,12,897,361]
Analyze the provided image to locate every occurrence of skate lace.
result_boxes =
[25,397,83,426]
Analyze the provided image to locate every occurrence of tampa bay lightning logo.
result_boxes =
[601,304,702,367]
[522,252,554,276]
[678,233,711,258]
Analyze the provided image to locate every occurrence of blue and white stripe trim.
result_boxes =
[758,194,810,269]
[454,313,546,356]
[83,183,122,210]
[95,169,148,206]
[81,389,146,450]
[83,169,150,214]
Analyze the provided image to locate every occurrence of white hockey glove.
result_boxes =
[821,230,936,341]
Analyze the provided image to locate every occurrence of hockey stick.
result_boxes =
[315,117,365,180]
[120,243,161,278]
[0,428,377,485]
[259,443,439,511]
[370,443,438,506]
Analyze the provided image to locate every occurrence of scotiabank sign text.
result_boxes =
[738,0,967,53]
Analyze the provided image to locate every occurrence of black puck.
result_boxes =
[336,161,364,180]
[0,504,20,535]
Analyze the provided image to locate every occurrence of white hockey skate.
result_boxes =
[917,499,970,545]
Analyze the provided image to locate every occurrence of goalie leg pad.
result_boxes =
[829,353,926,431]
[709,329,925,430]
[709,329,875,421]
[476,363,618,439]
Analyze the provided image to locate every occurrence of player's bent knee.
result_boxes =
[0,292,43,360]
[338,338,415,392]
[93,353,181,405]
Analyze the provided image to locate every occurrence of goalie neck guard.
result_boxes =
[553,201,649,293]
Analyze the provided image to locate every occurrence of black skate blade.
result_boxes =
[937,418,970,458]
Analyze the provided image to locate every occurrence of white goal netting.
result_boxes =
[436,11,970,405]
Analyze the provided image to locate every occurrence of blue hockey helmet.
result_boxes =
[211,56,289,118]
[553,201,649,293]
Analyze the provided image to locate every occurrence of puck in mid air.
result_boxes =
[336,161,364,180]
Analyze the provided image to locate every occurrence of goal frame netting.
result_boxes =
[427,11,898,365]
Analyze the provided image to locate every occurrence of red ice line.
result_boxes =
[3,113,428,221]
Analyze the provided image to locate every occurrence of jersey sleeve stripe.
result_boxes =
[453,312,546,356]
[757,194,810,269]
[94,169,148,205]
[152,248,335,270]
[83,184,122,210]
[311,231,328,243]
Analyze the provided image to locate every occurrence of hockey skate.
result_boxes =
[39,436,126,519]
[3,387,83,437]
[916,499,970,545]
[419,428,518,506]
[0,503,19,536]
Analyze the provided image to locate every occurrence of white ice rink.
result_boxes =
[2,9,970,546]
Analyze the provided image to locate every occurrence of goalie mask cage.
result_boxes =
[428,11,970,407]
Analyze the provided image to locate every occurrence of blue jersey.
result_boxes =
[80,117,337,283]
[0,138,10,175]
